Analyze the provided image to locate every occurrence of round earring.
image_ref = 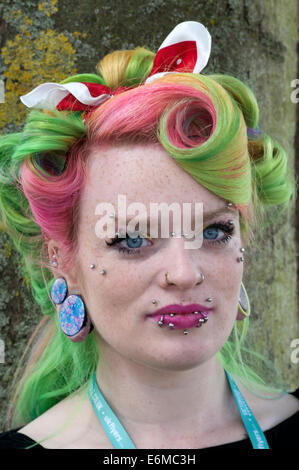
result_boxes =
[58,294,93,342]
[50,277,93,342]
[237,281,251,320]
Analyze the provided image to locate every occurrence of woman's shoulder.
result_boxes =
[3,387,112,449]
[238,382,299,433]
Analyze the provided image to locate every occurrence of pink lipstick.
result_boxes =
[148,303,211,330]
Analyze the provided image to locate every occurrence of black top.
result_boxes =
[0,389,298,450]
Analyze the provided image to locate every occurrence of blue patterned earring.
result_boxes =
[50,276,93,342]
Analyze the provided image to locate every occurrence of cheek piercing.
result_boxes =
[237,247,246,262]
[89,264,106,274]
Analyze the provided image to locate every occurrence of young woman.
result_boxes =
[0,22,298,449]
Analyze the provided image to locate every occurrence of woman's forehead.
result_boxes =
[84,142,220,206]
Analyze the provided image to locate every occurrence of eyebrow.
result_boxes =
[203,207,238,222]
[107,206,238,228]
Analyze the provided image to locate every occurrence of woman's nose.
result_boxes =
[160,237,205,290]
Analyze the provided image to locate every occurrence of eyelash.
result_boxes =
[105,221,235,255]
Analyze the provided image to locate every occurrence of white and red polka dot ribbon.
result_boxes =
[20,21,211,112]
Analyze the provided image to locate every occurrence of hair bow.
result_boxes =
[20,21,211,112]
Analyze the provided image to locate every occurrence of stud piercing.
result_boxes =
[158,315,164,326]
[227,202,233,207]
[152,299,157,304]
[51,254,57,267]
[168,322,174,328]
[237,257,244,262]
[206,297,212,302]
[99,269,106,275]
[240,247,245,252]
[170,313,175,317]
[228,220,234,225]
[90,264,96,269]
[197,318,205,327]
[183,330,188,335]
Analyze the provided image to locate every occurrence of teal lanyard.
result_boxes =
[225,371,269,449]
[88,370,270,449]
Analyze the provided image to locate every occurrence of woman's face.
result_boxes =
[68,142,244,371]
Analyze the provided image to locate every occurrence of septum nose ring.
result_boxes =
[165,272,205,285]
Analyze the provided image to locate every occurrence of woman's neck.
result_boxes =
[93,348,240,448]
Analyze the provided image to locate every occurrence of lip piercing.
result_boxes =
[206,297,212,302]
[196,318,205,327]
[168,322,174,329]
[170,313,175,317]
[158,315,164,326]
[183,330,188,335]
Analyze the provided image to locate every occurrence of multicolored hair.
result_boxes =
[0,45,295,430]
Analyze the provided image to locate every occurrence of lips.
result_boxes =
[147,303,211,330]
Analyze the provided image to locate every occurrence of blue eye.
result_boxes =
[105,222,234,256]
[203,223,234,245]
[105,233,151,255]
